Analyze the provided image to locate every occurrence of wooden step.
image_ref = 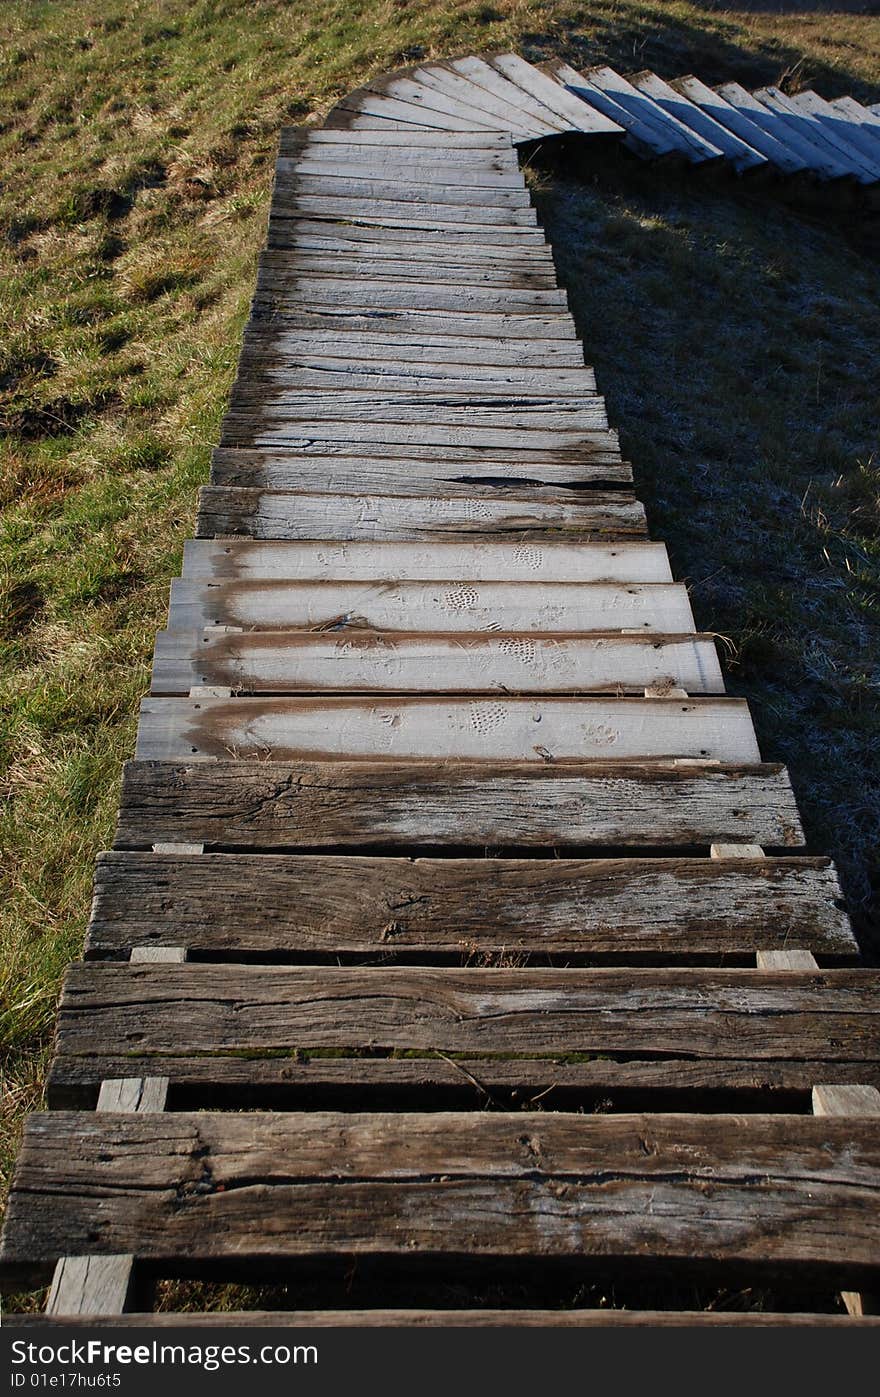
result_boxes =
[4,1111,879,1287]
[488,53,624,137]
[181,539,673,583]
[115,759,802,850]
[53,966,877,1068]
[167,579,691,633]
[134,695,761,763]
[629,70,765,171]
[85,851,854,958]
[254,251,561,288]
[150,629,723,696]
[194,488,645,542]
[207,450,632,493]
[223,393,609,432]
[279,129,520,151]
[243,327,586,368]
[715,83,850,182]
[276,158,528,191]
[231,360,597,394]
[671,76,808,175]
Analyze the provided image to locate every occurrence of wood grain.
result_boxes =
[4,1112,879,1283]
[149,629,724,696]
[85,851,853,956]
[134,694,761,763]
[114,759,805,849]
[181,538,673,583]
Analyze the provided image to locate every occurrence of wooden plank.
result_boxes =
[276,156,527,189]
[266,221,555,261]
[167,579,691,633]
[280,129,519,150]
[331,88,505,133]
[194,489,645,541]
[15,1310,880,1328]
[543,61,681,159]
[755,86,877,183]
[46,1257,135,1319]
[629,70,762,170]
[248,308,578,340]
[385,65,561,137]
[150,630,723,697]
[85,852,854,957]
[5,1112,880,1283]
[232,360,596,393]
[255,253,560,289]
[244,331,586,369]
[252,283,569,314]
[671,75,808,174]
[134,694,761,763]
[715,83,851,181]
[56,965,878,1060]
[267,213,550,248]
[224,396,608,432]
[217,419,617,453]
[274,172,534,207]
[813,1083,880,1317]
[181,538,671,583]
[48,1051,880,1110]
[488,53,624,137]
[115,758,804,849]
[789,91,880,179]
[270,193,538,226]
[757,951,819,971]
[362,72,542,135]
[208,456,632,495]
[444,56,574,134]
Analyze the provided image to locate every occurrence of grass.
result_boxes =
[1,0,879,1312]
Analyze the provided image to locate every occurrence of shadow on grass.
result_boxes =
[528,150,880,957]
[515,1,880,105]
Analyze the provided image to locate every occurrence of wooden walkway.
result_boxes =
[3,65,880,1326]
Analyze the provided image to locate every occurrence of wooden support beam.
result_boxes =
[812,1083,880,1317]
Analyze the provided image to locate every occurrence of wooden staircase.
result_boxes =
[2,68,879,1326]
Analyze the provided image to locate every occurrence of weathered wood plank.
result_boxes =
[232,359,596,393]
[150,630,722,696]
[367,69,554,134]
[279,129,519,150]
[224,396,608,432]
[194,489,645,542]
[397,63,564,137]
[255,253,560,288]
[115,758,803,849]
[274,172,534,208]
[208,453,631,494]
[268,212,548,245]
[270,193,538,226]
[5,1112,879,1283]
[266,223,555,262]
[276,155,527,188]
[85,852,854,957]
[134,695,760,763]
[227,388,605,423]
[250,308,577,341]
[181,538,672,583]
[252,282,568,316]
[60,967,876,1063]
[167,579,690,633]
[243,327,584,367]
[488,53,624,136]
